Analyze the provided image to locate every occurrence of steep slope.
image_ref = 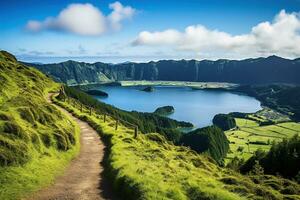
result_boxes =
[0,51,80,199]
[29,55,300,85]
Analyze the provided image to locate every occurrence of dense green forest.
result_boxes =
[29,55,300,85]
[213,114,236,131]
[179,126,229,165]
[84,89,108,97]
[240,135,300,182]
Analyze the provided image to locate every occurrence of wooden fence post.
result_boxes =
[80,103,83,112]
[89,107,92,116]
[247,139,250,153]
[134,126,138,138]
[104,114,106,122]
[115,119,119,130]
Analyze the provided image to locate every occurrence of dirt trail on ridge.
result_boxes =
[27,94,117,200]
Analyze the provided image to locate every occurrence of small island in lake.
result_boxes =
[141,86,154,92]
[154,106,175,116]
[85,89,108,97]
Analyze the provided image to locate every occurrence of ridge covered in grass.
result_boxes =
[0,51,80,199]
[54,95,300,200]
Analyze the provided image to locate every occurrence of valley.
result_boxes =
[2,1,300,199]
[1,51,300,199]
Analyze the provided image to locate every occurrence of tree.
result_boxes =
[250,160,264,175]
[180,126,229,165]
[212,114,236,131]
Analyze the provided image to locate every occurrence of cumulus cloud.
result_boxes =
[108,1,135,30]
[133,10,300,58]
[26,2,135,36]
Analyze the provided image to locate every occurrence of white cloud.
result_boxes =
[26,2,135,36]
[108,1,135,30]
[132,29,182,46]
[133,10,300,58]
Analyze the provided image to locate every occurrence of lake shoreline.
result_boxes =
[69,80,238,89]
[92,84,262,128]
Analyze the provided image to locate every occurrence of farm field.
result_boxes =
[225,118,300,162]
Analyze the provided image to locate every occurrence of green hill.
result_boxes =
[180,126,229,165]
[0,51,80,199]
[54,93,300,200]
[1,51,299,199]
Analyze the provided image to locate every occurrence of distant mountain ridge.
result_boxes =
[28,55,300,85]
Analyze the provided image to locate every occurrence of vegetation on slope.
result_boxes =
[180,126,230,165]
[234,84,300,121]
[213,114,236,131]
[85,89,108,97]
[240,135,300,182]
[0,51,80,199]
[54,95,300,199]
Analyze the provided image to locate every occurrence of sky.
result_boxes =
[1,0,300,63]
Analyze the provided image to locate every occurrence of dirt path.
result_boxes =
[29,94,116,200]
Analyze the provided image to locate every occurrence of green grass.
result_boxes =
[0,51,80,199]
[54,96,300,200]
[226,117,300,161]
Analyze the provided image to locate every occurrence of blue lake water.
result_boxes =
[93,86,261,128]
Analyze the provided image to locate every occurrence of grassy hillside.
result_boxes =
[0,51,80,199]
[54,94,300,199]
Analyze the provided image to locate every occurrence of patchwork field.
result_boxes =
[225,118,300,162]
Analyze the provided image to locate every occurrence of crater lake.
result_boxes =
[93,86,261,128]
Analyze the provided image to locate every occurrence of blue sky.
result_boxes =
[1,0,300,63]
